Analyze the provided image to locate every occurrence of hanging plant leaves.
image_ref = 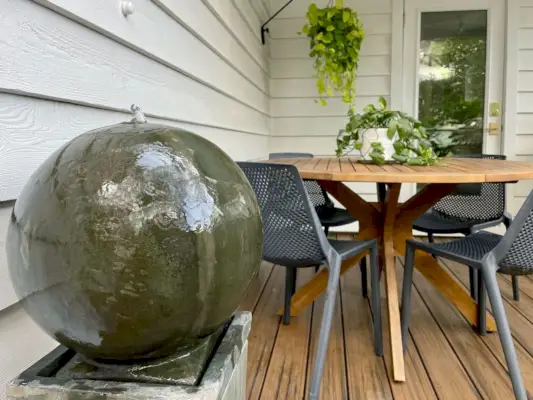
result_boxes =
[299,1,365,106]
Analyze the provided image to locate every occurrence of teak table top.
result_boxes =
[268,157,533,183]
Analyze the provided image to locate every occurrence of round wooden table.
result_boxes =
[268,156,533,383]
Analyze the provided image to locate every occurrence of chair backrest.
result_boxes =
[268,153,333,212]
[492,189,533,275]
[432,154,506,221]
[237,162,329,267]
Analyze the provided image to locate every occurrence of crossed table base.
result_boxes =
[280,180,497,382]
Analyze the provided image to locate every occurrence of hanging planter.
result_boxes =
[299,0,365,106]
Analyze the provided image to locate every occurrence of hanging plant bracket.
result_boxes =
[260,0,295,45]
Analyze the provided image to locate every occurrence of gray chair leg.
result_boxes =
[400,244,416,352]
[428,232,434,243]
[324,226,330,237]
[512,276,520,301]
[483,262,527,400]
[469,267,479,301]
[369,244,383,356]
[292,268,298,295]
[361,256,368,298]
[283,268,296,325]
[477,269,486,336]
[309,254,342,400]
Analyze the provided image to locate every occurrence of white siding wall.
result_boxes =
[513,0,533,212]
[0,1,270,398]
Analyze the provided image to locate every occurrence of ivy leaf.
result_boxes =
[321,32,332,43]
[343,11,350,22]
[354,142,363,150]
[393,141,404,154]
[335,0,344,9]
[392,153,408,163]
[407,158,425,166]
[363,104,376,113]
[326,24,336,31]
[387,121,398,140]
[369,152,386,165]
[378,96,387,110]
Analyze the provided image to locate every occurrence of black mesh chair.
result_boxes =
[401,190,533,400]
[268,153,369,296]
[413,154,516,301]
[238,162,382,399]
[268,153,357,236]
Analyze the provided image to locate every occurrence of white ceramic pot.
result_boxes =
[360,128,395,161]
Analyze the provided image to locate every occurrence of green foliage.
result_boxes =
[336,96,439,165]
[299,1,365,105]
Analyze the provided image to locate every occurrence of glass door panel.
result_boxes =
[418,11,488,157]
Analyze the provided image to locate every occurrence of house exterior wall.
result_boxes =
[0,1,270,398]
[511,0,533,212]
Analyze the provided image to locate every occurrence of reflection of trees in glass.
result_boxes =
[419,36,486,156]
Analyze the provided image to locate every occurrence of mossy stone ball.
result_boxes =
[6,120,263,362]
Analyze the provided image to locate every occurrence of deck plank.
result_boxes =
[444,260,533,395]
[411,261,516,399]
[260,268,314,399]
[342,266,393,399]
[244,240,533,399]
[305,288,348,399]
[401,268,480,399]
[381,260,438,400]
[246,265,285,400]
[239,261,274,312]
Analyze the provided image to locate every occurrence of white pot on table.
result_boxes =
[361,128,395,161]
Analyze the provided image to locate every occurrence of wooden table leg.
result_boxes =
[394,184,497,332]
[410,252,496,332]
[280,180,496,384]
[380,183,406,382]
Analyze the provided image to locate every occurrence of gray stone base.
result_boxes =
[7,312,251,400]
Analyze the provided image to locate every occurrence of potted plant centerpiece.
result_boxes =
[336,96,439,165]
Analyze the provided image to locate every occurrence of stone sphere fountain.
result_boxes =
[6,106,262,398]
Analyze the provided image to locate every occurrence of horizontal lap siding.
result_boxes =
[0,303,58,397]
[268,0,393,209]
[513,1,533,212]
[0,1,270,398]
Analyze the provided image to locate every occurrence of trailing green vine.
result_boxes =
[299,0,365,105]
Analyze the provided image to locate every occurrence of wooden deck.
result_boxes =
[240,235,533,399]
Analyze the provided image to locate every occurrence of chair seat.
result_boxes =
[413,210,498,234]
[318,208,356,227]
[409,231,502,266]
[329,239,375,259]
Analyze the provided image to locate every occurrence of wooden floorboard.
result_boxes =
[341,266,393,400]
[240,237,533,399]
[305,279,348,400]
[386,260,438,400]
[260,268,314,399]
